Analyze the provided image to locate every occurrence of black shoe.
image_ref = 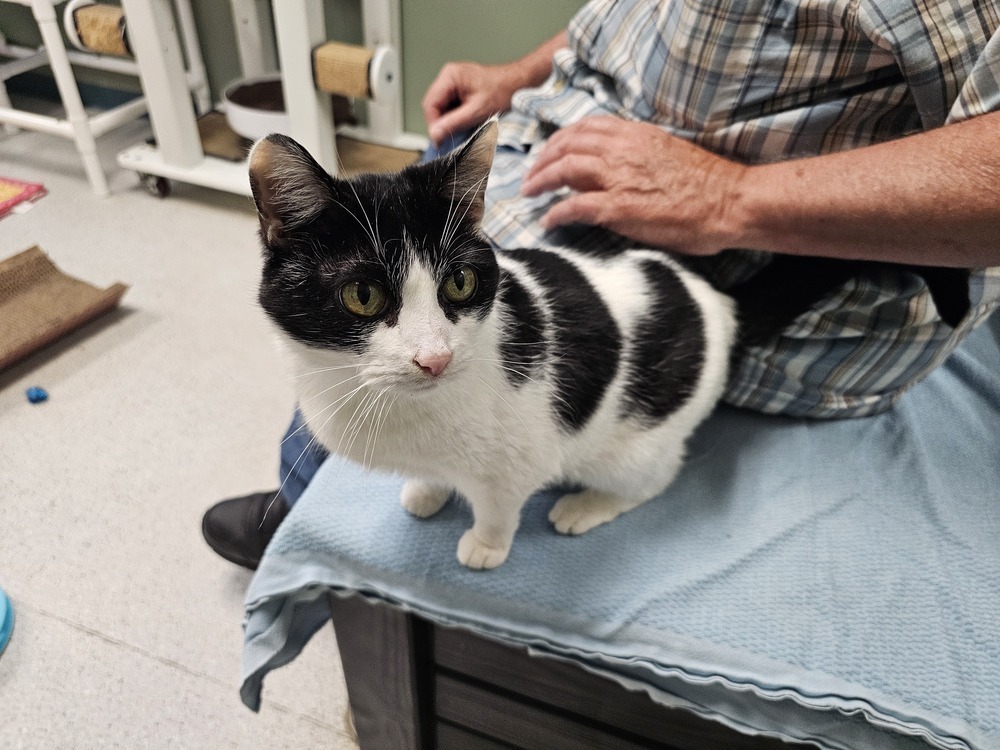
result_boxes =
[202,490,290,570]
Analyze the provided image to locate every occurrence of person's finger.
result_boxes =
[521,154,607,197]
[423,92,457,131]
[526,128,617,183]
[429,101,488,145]
[540,191,612,230]
[422,67,462,127]
[529,114,651,169]
[543,115,627,146]
[572,115,626,134]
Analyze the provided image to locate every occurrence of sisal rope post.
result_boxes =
[313,42,374,99]
[73,3,130,57]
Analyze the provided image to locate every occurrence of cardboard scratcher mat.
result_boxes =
[198,111,250,162]
[0,246,128,370]
[194,111,421,174]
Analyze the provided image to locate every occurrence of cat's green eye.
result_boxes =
[441,266,477,303]
[341,280,387,318]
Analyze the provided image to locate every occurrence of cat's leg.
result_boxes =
[552,442,685,535]
[548,489,654,535]
[456,485,529,570]
[400,479,452,518]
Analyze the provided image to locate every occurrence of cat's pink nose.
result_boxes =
[413,351,452,377]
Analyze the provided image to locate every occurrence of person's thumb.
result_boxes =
[429,101,485,146]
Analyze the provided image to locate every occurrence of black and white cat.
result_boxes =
[250,121,736,569]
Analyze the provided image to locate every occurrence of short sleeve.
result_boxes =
[858,0,1000,128]
[947,24,1000,123]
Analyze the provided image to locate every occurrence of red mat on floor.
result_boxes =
[0,176,46,219]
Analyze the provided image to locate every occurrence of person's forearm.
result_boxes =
[727,111,1000,268]
[510,31,569,90]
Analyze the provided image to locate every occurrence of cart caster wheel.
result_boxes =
[140,173,171,198]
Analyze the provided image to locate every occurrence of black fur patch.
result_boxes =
[504,249,620,431]
[259,244,401,353]
[621,259,705,423]
[495,269,547,386]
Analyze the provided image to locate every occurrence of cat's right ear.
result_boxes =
[440,118,499,227]
[248,134,332,248]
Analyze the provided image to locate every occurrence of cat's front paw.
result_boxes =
[457,530,510,570]
[549,489,625,535]
[400,480,451,518]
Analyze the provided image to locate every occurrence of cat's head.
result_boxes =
[249,121,500,392]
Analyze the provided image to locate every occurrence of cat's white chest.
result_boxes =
[295,366,524,482]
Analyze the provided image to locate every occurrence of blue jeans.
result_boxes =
[278,129,473,506]
[278,409,328,505]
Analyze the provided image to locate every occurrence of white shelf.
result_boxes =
[117,143,252,196]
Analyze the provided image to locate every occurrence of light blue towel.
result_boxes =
[242,314,1000,749]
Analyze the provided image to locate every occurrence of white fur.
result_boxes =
[283,250,736,569]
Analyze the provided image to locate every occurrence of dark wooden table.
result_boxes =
[330,593,809,749]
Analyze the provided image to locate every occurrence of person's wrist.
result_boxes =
[494,59,539,98]
[708,161,761,255]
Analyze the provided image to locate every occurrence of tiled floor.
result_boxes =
[0,109,358,748]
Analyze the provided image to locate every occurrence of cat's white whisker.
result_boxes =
[336,388,380,458]
[365,390,397,479]
[343,175,381,253]
[329,196,380,252]
[264,386,365,528]
[446,247,489,267]
[439,155,461,249]
[441,169,489,251]
[362,388,390,473]
[331,147,380,253]
[443,171,490,250]
[335,390,370,457]
[281,388,367,503]
[291,364,363,379]
[298,374,366,409]
[342,390,385,477]
[358,389,390,500]
[373,193,388,259]
[280,381,369,448]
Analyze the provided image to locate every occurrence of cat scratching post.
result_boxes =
[114,0,423,195]
[119,0,201,169]
[274,0,423,177]
[313,42,383,99]
[65,1,130,57]
[0,0,146,195]
[116,0,246,194]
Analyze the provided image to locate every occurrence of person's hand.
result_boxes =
[520,116,747,255]
[422,62,526,146]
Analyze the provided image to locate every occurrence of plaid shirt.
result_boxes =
[481,0,1000,418]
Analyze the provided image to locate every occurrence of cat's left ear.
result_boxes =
[442,118,499,226]
[249,134,333,248]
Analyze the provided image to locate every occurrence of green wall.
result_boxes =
[0,0,586,135]
[399,0,585,133]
